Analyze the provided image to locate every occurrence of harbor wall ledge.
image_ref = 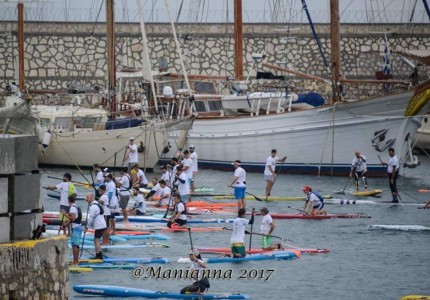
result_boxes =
[0,236,69,300]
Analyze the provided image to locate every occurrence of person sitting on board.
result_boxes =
[302,186,327,216]
[155,180,171,207]
[349,150,368,192]
[260,207,284,251]
[180,250,210,295]
[131,164,149,189]
[229,160,247,210]
[160,165,172,186]
[144,177,163,201]
[128,186,146,216]
[229,208,255,258]
[264,149,287,197]
[381,147,400,203]
[167,193,187,229]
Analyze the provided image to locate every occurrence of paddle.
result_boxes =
[222,227,285,241]
[245,192,263,202]
[287,205,309,215]
[188,227,194,251]
[163,166,175,219]
[47,175,91,187]
[248,208,255,252]
[335,176,351,195]
[265,158,286,201]
[79,203,90,259]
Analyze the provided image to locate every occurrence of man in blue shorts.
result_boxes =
[229,160,247,210]
[62,195,82,265]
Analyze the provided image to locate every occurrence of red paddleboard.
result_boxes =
[196,247,330,255]
[270,213,371,219]
[87,229,153,235]
[162,226,224,232]
[418,189,430,192]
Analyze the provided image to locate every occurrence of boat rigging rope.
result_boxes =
[318,102,337,177]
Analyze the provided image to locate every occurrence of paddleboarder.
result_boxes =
[128,186,146,215]
[125,137,138,172]
[104,173,119,234]
[174,166,191,203]
[168,193,187,228]
[264,149,287,197]
[180,250,210,295]
[189,145,198,194]
[131,164,148,188]
[349,150,368,192]
[381,147,400,203]
[260,207,284,250]
[98,184,111,245]
[229,160,247,210]
[302,186,328,216]
[230,208,255,258]
[63,195,82,265]
[116,167,132,222]
[84,193,107,259]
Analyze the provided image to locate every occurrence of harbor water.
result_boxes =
[41,154,430,300]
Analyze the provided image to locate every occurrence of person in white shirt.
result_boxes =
[145,178,163,201]
[131,164,148,188]
[47,172,76,236]
[129,186,146,215]
[63,196,82,265]
[116,167,132,222]
[98,184,111,245]
[160,165,172,186]
[189,145,198,193]
[104,173,119,234]
[259,207,283,250]
[302,186,327,216]
[170,157,180,179]
[229,160,247,210]
[168,193,187,228]
[93,163,104,199]
[230,208,254,258]
[84,193,107,259]
[381,147,400,203]
[264,149,287,197]
[125,137,138,172]
[174,166,191,203]
[155,180,171,207]
[181,150,193,189]
[180,250,210,294]
[349,150,368,192]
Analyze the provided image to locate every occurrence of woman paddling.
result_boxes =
[180,250,210,295]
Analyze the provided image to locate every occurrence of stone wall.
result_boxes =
[0,236,69,300]
[0,22,429,102]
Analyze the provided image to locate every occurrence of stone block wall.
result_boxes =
[0,236,69,300]
[0,22,429,103]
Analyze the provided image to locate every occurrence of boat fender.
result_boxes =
[163,86,173,97]
[42,130,52,148]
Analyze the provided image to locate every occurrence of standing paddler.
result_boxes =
[230,208,254,258]
[229,160,247,210]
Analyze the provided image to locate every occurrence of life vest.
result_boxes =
[71,204,82,224]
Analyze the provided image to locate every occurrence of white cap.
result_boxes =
[129,137,135,140]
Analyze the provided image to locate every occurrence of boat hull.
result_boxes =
[165,91,425,176]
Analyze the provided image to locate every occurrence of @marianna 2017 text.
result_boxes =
[131,266,275,281]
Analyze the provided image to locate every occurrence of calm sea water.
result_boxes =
[41,154,430,300]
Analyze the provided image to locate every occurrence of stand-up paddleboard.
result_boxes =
[74,263,140,270]
[110,234,170,240]
[325,199,423,206]
[116,216,235,224]
[73,285,250,299]
[71,242,169,250]
[69,267,93,273]
[115,223,164,231]
[400,295,430,300]
[213,195,332,201]
[368,225,430,231]
[418,189,430,193]
[75,257,169,264]
[196,247,330,255]
[162,226,224,233]
[177,250,298,264]
[270,213,371,219]
[351,189,383,197]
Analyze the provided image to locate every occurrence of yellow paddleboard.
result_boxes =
[69,259,103,264]
[352,189,383,197]
[400,295,430,300]
[69,267,93,273]
[213,195,333,201]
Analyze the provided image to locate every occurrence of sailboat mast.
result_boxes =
[330,0,341,103]
[234,0,244,80]
[18,1,25,91]
[106,0,117,118]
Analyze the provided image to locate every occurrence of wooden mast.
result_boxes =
[233,0,244,80]
[18,1,25,91]
[330,0,341,103]
[106,0,116,118]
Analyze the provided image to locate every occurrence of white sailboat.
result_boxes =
[158,0,430,176]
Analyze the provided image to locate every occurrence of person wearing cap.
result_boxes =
[98,184,111,245]
[180,250,210,295]
[264,149,287,197]
[302,186,327,216]
[47,172,76,236]
[125,137,138,172]
[189,145,198,193]
[260,207,283,250]
[230,208,254,258]
[181,150,193,197]
[174,166,191,203]
[229,160,247,210]
[349,150,368,192]
[168,193,187,228]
